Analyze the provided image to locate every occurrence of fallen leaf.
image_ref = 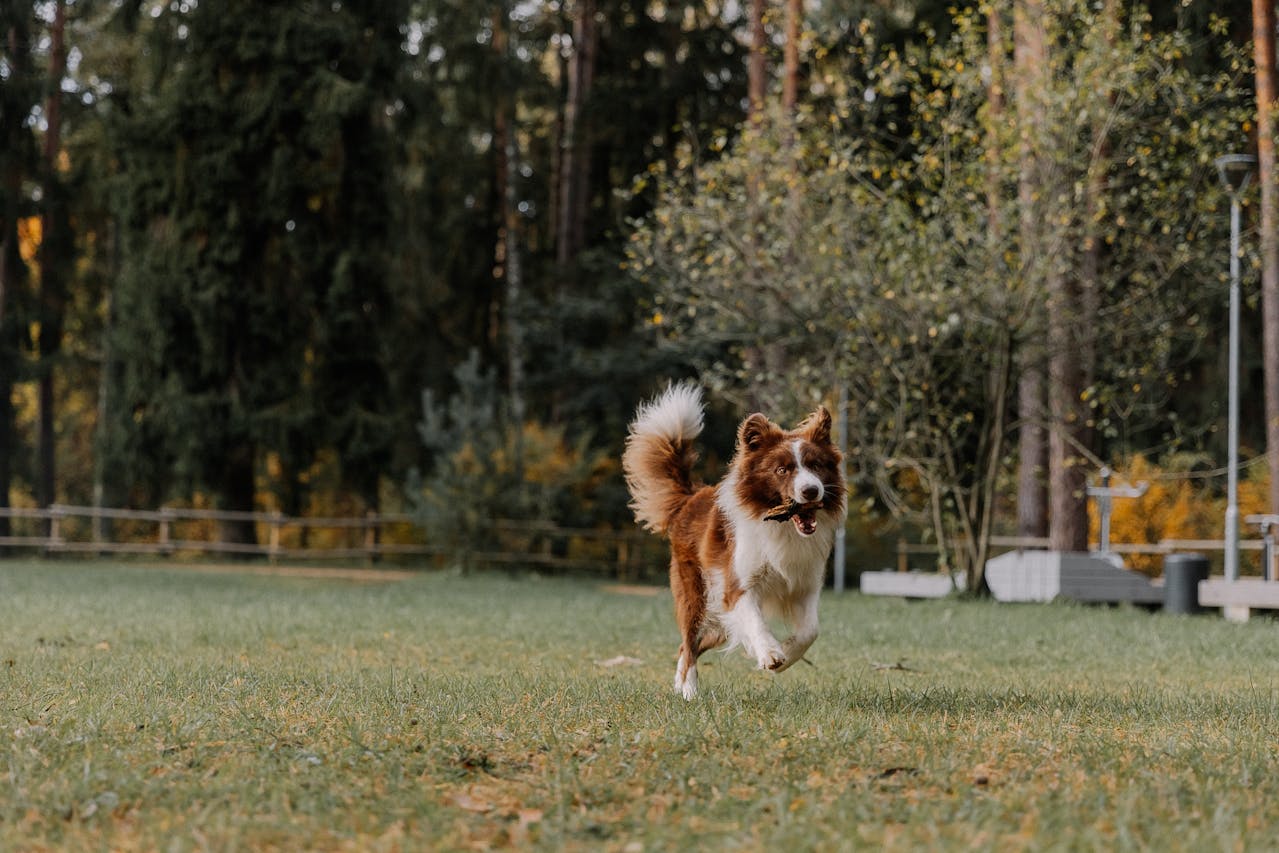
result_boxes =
[876,766,918,780]
[447,790,493,813]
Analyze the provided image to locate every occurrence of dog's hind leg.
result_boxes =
[673,642,699,700]
[674,624,726,699]
[669,555,709,699]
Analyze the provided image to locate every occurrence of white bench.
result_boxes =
[1198,578,1279,622]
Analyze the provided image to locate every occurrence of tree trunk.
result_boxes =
[93,283,117,547]
[985,7,1005,241]
[0,17,32,539]
[1047,278,1089,552]
[1037,0,1093,553]
[1013,0,1049,541]
[1057,0,1119,553]
[494,5,526,488]
[37,0,68,517]
[1016,368,1048,538]
[556,0,597,268]
[1255,0,1279,514]
[782,0,800,115]
[748,0,766,122]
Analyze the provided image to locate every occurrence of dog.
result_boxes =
[622,383,846,699]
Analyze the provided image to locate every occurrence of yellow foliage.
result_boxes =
[18,216,41,264]
[1090,454,1270,575]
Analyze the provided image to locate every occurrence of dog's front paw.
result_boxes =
[757,645,786,671]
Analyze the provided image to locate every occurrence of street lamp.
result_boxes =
[1215,153,1255,582]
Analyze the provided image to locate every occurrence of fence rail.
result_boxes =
[895,535,1270,573]
[8,504,1261,580]
[0,504,663,578]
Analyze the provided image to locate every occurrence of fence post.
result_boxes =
[897,538,908,573]
[616,538,629,581]
[159,508,173,556]
[364,511,378,565]
[48,505,65,554]
[269,512,283,564]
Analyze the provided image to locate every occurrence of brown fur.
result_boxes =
[624,386,845,696]
[622,435,698,535]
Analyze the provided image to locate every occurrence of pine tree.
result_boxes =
[106,1,405,537]
[0,2,39,534]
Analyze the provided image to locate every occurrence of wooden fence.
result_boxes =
[5,504,1263,581]
[0,504,665,579]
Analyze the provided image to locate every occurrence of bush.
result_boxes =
[407,352,616,557]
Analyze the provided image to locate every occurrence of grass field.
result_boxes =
[3,560,1279,851]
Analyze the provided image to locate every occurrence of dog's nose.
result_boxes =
[801,485,820,503]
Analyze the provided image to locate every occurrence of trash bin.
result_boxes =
[1163,553,1209,614]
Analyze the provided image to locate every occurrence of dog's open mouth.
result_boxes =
[764,501,822,536]
[791,505,819,537]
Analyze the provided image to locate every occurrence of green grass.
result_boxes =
[3,560,1279,851]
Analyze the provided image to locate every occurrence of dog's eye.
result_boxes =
[775,465,790,475]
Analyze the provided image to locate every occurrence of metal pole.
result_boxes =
[1264,522,1274,582]
[833,385,847,592]
[1097,467,1112,555]
[1226,194,1241,582]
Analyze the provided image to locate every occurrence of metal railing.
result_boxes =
[895,534,1273,576]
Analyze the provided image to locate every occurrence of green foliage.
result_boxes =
[103,0,405,510]
[0,0,1269,560]
[4,562,1279,849]
[631,2,1251,582]
[408,351,616,553]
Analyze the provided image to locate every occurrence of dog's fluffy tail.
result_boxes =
[623,383,704,535]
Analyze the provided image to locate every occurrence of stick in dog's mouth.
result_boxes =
[763,501,823,535]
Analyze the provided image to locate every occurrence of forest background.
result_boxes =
[1,0,1278,585]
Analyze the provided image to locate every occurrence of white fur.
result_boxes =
[674,655,698,700]
[705,468,845,675]
[791,439,825,507]
[630,382,704,443]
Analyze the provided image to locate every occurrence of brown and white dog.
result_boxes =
[622,383,846,699]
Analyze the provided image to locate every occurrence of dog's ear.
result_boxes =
[800,406,833,445]
[738,413,776,451]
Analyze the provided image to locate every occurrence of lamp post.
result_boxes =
[833,385,847,592]
[1215,153,1256,582]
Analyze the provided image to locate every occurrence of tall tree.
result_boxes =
[0,4,37,536]
[1255,0,1279,515]
[492,4,526,487]
[106,1,404,537]
[985,4,1005,241]
[748,0,766,122]
[36,0,70,515]
[1013,0,1049,541]
[556,0,597,267]
[782,0,800,115]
